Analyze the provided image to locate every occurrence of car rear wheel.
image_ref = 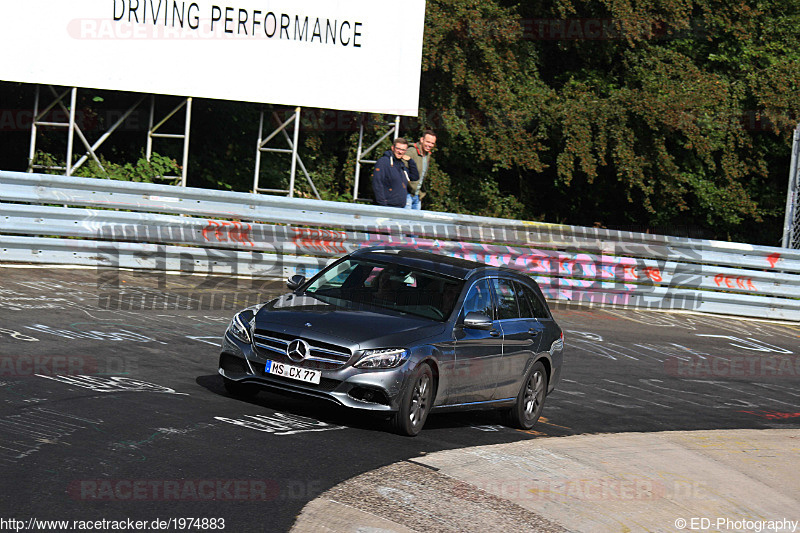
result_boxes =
[392,362,433,436]
[223,377,260,399]
[504,361,547,430]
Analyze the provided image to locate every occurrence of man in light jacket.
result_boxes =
[403,130,436,210]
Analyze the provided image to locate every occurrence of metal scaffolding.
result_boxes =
[26,85,191,186]
[24,84,404,202]
[27,85,121,175]
[146,95,192,187]
[352,115,400,202]
[253,106,320,200]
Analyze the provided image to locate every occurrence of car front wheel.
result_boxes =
[504,361,547,430]
[392,362,433,436]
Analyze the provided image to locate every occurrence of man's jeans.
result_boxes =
[404,193,421,210]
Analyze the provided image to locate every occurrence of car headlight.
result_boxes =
[355,348,409,369]
[226,305,262,344]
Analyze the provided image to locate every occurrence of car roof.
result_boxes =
[350,247,517,280]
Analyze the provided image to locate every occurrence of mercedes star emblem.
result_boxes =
[286,339,310,362]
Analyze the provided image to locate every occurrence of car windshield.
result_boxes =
[304,258,464,321]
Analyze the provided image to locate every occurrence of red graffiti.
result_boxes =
[291,228,347,254]
[767,252,781,269]
[622,265,637,278]
[202,220,254,246]
[714,274,756,291]
[642,267,662,282]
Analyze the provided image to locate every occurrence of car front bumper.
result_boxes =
[218,333,410,412]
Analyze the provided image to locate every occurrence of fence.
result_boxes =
[1,171,799,321]
[783,124,800,249]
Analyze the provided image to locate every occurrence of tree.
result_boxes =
[417,0,800,243]
[413,0,551,218]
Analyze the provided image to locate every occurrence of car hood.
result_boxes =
[253,293,446,349]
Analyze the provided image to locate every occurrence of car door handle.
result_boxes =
[528,329,541,336]
[490,329,501,337]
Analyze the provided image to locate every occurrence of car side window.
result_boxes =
[517,282,549,319]
[515,282,535,319]
[491,278,519,320]
[462,279,494,319]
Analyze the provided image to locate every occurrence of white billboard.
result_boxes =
[0,1,426,115]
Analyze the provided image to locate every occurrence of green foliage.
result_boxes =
[35,151,181,184]
[416,0,800,244]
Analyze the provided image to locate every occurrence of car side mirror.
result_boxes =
[287,274,306,291]
[462,311,493,330]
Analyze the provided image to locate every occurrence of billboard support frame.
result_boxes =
[27,85,70,173]
[20,85,411,202]
[26,85,175,183]
[73,94,147,172]
[353,115,400,202]
[65,87,77,176]
[253,107,320,200]
[146,95,192,187]
[27,85,107,175]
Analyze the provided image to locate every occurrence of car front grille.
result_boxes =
[252,329,352,370]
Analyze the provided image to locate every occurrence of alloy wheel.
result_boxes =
[523,369,544,420]
[409,373,431,427]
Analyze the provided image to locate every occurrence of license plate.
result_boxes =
[264,360,321,385]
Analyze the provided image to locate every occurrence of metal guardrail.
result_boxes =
[1,171,799,320]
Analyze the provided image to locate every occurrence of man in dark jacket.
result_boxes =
[372,137,419,207]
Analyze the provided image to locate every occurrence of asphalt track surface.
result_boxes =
[0,266,798,532]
